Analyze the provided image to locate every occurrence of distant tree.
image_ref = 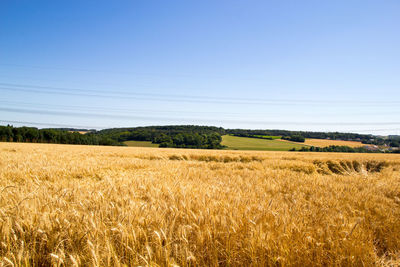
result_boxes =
[25,128,39,142]
[390,140,400,147]
[282,135,305,143]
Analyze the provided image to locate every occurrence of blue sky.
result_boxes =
[1,0,399,134]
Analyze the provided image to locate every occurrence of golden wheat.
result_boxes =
[0,142,399,266]
[302,138,365,148]
[280,138,365,148]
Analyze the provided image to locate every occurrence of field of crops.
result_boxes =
[1,142,400,266]
[295,138,364,148]
[222,135,307,151]
[124,140,159,147]
[252,135,281,140]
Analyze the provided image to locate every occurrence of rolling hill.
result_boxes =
[221,135,308,151]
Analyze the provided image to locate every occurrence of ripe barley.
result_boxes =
[0,142,399,266]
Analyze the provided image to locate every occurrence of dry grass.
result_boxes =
[301,138,365,148]
[0,142,400,266]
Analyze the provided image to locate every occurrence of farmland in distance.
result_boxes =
[221,135,307,151]
[302,138,365,147]
[124,140,159,147]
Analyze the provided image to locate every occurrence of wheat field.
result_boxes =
[279,138,364,148]
[0,142,400,266]
[302,139,365,148]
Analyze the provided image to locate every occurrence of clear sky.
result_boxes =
[1,0,399,134]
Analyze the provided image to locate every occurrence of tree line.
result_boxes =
[281,135,305,142]
[1,124,398,152]
[0,125,224,149]
[0,125,119,145]
[95,125,225,149]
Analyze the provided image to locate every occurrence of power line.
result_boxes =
[1,100,399,117]
[1,82,400,106]
[0,100,243,116]
[2,106,400,126]
[0,86,336,106]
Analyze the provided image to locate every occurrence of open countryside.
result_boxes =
[123,135,306,151]
[83,133,367,151]
[124,140,159,147]
[1,142,400,266]
[2,1,400,266]
[302,138,365,148]
[112,134,376,152]
[221,135,307,151]
[281,138,365,148]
